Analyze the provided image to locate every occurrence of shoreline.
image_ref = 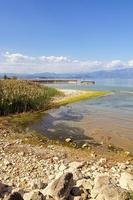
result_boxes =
[1,87,131,158]
[51,88,109,107]
[0,87,132,160]
[0,88,133,199]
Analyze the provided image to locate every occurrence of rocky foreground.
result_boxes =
[0,135,133,200]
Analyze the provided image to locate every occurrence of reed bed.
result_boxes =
[0,80,60,116]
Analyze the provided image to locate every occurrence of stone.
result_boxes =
[0,182,12,198]
[119,172,133,191]
[59,164,67,172]
[23,191,45,200]
[12,189,25,197]
[8,192,24,200]
[65,138,72,143]
[98,158,107,165]
[42,172,74,200]
[4,160,12,166]
[82,144,88,148]
[69,162,85,170]
[69,194,83,200]
[76,179,93,190]
[30,179,47,190]
[91,175,130,200]
[70,187,81,196]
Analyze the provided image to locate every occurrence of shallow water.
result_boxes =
[31,79,133,152]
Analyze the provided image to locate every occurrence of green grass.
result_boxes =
[0,80,61,116]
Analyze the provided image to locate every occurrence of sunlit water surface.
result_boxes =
[31,79,133,151]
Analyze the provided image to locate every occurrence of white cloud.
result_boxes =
[4,52,35,63]
[39,56,68,63]
[0,51,132,74]
[128,60,133,67]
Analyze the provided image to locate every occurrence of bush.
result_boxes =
[0,80,60,116]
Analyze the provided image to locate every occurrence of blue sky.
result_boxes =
[1,0,133,73]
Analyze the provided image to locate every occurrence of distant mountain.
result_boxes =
[1,68,133,79]
[86,68,133,79]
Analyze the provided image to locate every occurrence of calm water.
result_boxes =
[31,79,133,151]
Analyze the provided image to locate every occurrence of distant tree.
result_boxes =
[3,74,8,79]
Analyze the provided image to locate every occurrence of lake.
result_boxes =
[31,79,133,152]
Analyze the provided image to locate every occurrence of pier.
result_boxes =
[33,79,95,85]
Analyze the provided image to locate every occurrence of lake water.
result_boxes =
[31,79,133,152]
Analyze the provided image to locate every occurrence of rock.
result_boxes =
[30,179,47,190]
[0,182,12,198]
[69,194,83,200]
[76,179,93,190]
[4,160,12,166]
[98,158,107,165]
[81,192,88,200]
[8,192,24,200]
[82,144,88,148]
[59,164,67,172]
[11,189,25,197]
[119,172,133,191]
[124,151,130,156]
[95,186,130,200]
[65,138,72,143]
[70,187,81,196]
[23,191,45,200]
[69,162,85,170]
[91,175,130,200]
[91,175,110,198]
[42,172,74,200]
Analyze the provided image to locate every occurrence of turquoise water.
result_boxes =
[31,79,133,151]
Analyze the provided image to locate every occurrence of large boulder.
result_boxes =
[91,175,130,200]
[119,172,133,191]
[42,172,74,200]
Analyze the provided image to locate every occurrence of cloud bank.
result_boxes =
[0,51,133,74]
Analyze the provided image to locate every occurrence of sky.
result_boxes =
[1,0,133,73]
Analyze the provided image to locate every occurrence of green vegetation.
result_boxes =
[0,80,61,116]
[130,193,133,200]
[54,90,109,107]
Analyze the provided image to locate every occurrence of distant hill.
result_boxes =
[1,68,133,79]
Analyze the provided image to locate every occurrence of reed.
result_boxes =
[0,80,60,116]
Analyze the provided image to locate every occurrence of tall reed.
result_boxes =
[0,80,60,116]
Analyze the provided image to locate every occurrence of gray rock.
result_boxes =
[119,172,133,191]
[42,172,74,200]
